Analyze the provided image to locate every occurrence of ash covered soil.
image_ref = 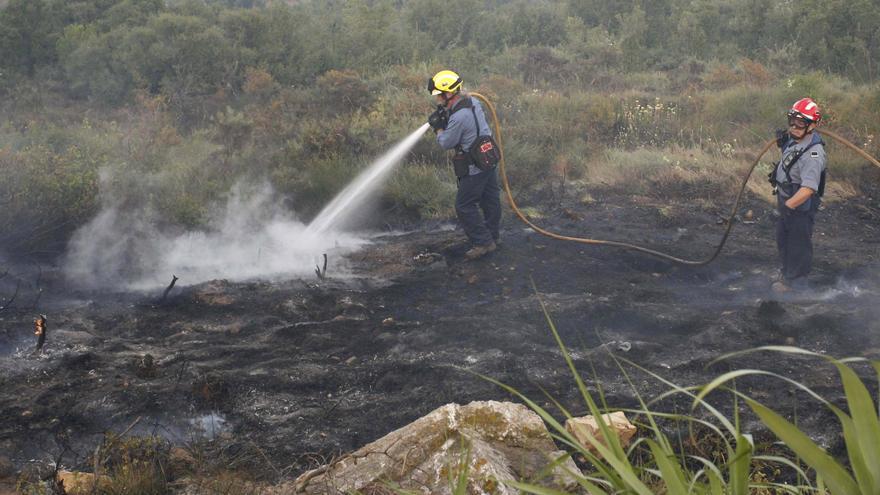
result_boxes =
[2,181,880,478]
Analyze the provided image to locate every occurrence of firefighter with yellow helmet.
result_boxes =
[427,70,502,260]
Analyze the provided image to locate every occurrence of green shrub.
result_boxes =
[98,435,169,495]
[316,69,373,115]
[0,140,103,251]
[275,156,362,217]
[385,162,456,220]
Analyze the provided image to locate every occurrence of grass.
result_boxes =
[698,347,880,494]
[480,286,758,494]
[576,146,746,204]
[475,280,880,494]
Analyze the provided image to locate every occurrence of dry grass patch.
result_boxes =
[578,146,747,204]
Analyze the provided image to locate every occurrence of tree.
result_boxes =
[617,5,648,71]
[0,0,65,76]
[119,13,239,97]
[59,25,132,103]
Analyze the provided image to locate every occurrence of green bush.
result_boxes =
[698,86,783,143]
[0,134,104,251]
[386,162,456,220]
[315,69,373,115]
[273,155,363,217]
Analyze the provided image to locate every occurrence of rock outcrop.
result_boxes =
[288,400,582,494]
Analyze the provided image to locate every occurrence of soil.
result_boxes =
[1,179,880,481]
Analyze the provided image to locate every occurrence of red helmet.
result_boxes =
[788,97,821,123]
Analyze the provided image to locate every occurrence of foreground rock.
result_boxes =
[288,400,583,494]
[565,411,637,456]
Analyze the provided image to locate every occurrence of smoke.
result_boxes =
[63,182,368,291]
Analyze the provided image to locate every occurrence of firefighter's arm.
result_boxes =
[784,187,815,209]
[436,116,463,150]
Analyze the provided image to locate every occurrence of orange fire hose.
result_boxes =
[468,92,880,266]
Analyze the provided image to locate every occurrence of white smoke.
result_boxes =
[63,182,368,290]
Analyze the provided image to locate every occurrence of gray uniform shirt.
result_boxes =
[775,132,826,198]
[437,95,493,176]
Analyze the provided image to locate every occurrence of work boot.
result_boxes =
[464,241,496,260]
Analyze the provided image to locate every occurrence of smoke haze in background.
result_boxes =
[63,182,368,291]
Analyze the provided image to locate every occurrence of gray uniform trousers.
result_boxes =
[455,166,501,246]
[776,193,819,282]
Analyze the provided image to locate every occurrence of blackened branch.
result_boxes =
[159,275,179,304]
[315,253,328,281]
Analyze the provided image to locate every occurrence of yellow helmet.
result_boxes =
[428,70,462,95]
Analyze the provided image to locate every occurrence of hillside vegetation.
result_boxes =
[1,0,879,254]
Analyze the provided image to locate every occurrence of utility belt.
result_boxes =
[775,182,823,214]
[775,181,799,198]
[771,170,826,198]
[452,152,473,178]
[452,148,498,178]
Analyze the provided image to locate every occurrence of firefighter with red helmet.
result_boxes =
[769,98,827,292]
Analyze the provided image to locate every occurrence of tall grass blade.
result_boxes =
[532,281,627,462]
[608,351,674,455]
[690,454,727,495]
[694,369,764,408]
[872,362,880,409]
[831,361,880,492]
[710,346,824,366]
[645,439,689,494]
[728,434,752,495]
[617,356,737,438]
[752,482,809,494]
[745,397,859,495]
[452,443,471,495]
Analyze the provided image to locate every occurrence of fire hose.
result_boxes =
[468,92,880,266]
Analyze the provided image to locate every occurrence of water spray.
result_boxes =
[470,92,880,266]
[306,123,432,234]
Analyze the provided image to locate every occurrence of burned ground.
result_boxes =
[1,181,879,481]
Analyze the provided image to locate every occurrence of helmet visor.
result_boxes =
[787,115,811,129]
[427,78,444,95]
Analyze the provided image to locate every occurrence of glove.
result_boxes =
[775,129,789,149]
[428,105,448,132]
